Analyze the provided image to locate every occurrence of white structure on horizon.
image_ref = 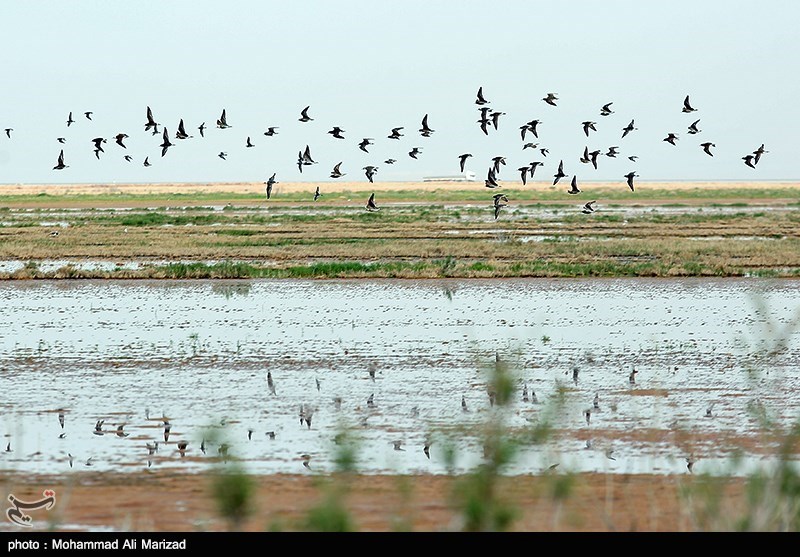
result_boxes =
[422,171,477,182]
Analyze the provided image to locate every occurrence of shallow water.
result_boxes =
[1,278,799,478]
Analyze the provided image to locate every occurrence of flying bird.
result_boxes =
[687,119,701,135]
[358,138,374,153]
[143,156,152,167]
[66,112,75,127]
[458,153,472,172]
[84,111,93,120]
[419,114,434,136]
[526,120,541,138]
[263,126,278,136]
[53,149,68,170]
[493,194,509,220]
[529,161,543,177]
[753,144,768,165]
[490,110,504,130]
[175,119,191,140]
[330,161,346,178]
[622,119,637,138]
[114,133,129,148]
[298,106,313,122]
[553,160,567,185]
[57,137,66,144]
[682,95,697,113]
[580,146,591,164]
[582,121,597,137]
[302,144,316,164]
[328,126,345,139]
[384,158,396,165]
[218,151,227,160]
[91,137,106,153]
[265,173,277,200]
[567,175,580,195]
[144,106,158,132]
[491,155,506,174]
[364,165,378,183]
[246,136,255,148]
[314,186,321,201]
[409,147,422,159]
[606,146,620,158]
[4,128,12,139]
[600,102,614,116]
[475,86,489,105]
[589,150,601,170]
[663,133,679,145]
[159,128,174,156]
[198,122,206,137]
[58,411,65,428]
[366,192,379,212]
[700,142,715,156]
[216,109,231,129]
[542,92,558,106]
[124,155,133,162]
[742,154,756,168]
[523,142,538,150]
[388,126,404,140]
[518,166,529,185]
[582,200,597,214]
[625,172,638,191]
[484,167,499,188]
[628,155,638,162]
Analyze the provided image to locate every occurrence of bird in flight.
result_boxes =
[314,186,321,201]
[363,165,378,183]
[358,138,374,153]
[198,122,206,137]
[124,155,133,162]
[144,106,158,133]
[589,149,601,170]
[625,171,638,191]
[491,155,506,174]
[753,143,768,165]
[366,192,379,211]
[301,144,316,165]
[216,109,231,129]
[84,111,93,120]
[409,147,422,159]
[175,119,192,140]
[114,133,129,148]
[518,166,529,186]
[522,142,538,150]
[218,151,228,160]
[4,128,12,139]
[53,150,68,170]
[582,121,597,137]
[484,167,499,188]
[246,136,255,148]
[700,142,715,157]
[475,86,489,105]
[606,146,620,158]
[621,119,637,138]
[600,102,614,116]
[265,173,277,200]
[580,146,591,164]
[742,154,756,168]
[490,110,504,131]
[663,133,679,146]
[160,128,174,156]
[298,106,313,122]
[542,92,558,106]
[687,119,701,135]
[682,95,697,113]
[384,158,396,165]
[458,153,472,173]
[57,137,66,144]
[143,156,152,167]
[553,159,567,185]
[330,161,346,178]
[567,175,580,195]
[263,126,278,136]
[419,114,434,137]
[66,111,75,127]
[527,119,542,139]
[328,126,345,139]
[529,160,543,178]
[91,137,106,153]
[628,155,638,162]
[582,200,597,214]
[388,126,404,140]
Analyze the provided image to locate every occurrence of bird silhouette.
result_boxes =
[298,106,313,122]
[392,440,405,451]
[58,411,65,428]
[53,150,68,170]
[458,153,472,172]
[159,128,174,157]
[621,119,637,138]
[687,119,701,135]
[491,155,506,174]
[263,126,278,136]
[364,165,378,183]
[116,424,129,438]
[330,161,346,178]
[580,146,591,164]
[66,112,75,127]
[144,106,158,132]
[366,192,379,211]
[4,128,12,139]
[582,200,597,214]
[266,370,277,394]
[419,114,434,136]
[388,126,404,140]
[246,136,255,148]
[490,110,504,130]
[663,133,679,145]
[484,167,499,188]
[177,441,188,457]
[409,147,422,159]
[553,160,567,185]
[216,108,231,129]
[475,86,489,105]
[682,95,697,113]
[567,175,580,195]
[198,122,206,137]
[543,92,558,106]
[462,395,468,412]
[700,142,715,156]
[84,111,93,120]
[625,172,638,191]
[589,150,601,170]
[384,158,396,165]
[753,144,768,165]
[518,166,529,185]
[629,368,638,384]
[314,186,321,201]
[742,154,756,168]
[143,156,152,167]
[358,138,374,153]
[606,146,620,158]
[114,133,129,148]
[218,151,227,160]
[175,119,191,140]
[57,137,66,144]
[628,155,638,162]
[529,161,543,177]
[493,194,509,220]
[600,102,614,116]
[526,119,541,138]
[582,121,597,137]
[91,137,106,153]
[522,142,538,150]
[328,126,345,139]
[265,174,276,200]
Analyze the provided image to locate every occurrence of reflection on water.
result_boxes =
[0,277,799,477]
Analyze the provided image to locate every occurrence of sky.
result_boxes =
[0,1,798,186]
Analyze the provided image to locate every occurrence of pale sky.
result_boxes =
[1,1,798,185]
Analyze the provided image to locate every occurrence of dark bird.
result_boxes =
[628,155,638,162]
[523,142,538,150]
[144,106,158,132]
[330,161,346,178]
[490,110,505,130]
[540,147,549,157]
[606,146,620,158]
[298,106,313,122]
[687,119,701,135]
[553,160,567,185]
[700,142,715,157]
[358,138,374,153]
[529,161,543,177]
[143,156,151,167]
[265,173,277,200]
[475,86,489,105]
[589,150,601,170]
[124,155,133,162]
[478,115,491,136]
[543,92,558,106]
[364,165,378,183]
[328,126,345,139]
[753,144,768,165]
[93,149,101,160]
[493,193,509,220]
[582,121,597,137]
[458,153,472,173]
[314,186,321,201]
[263,126,278,136]
[116,424,129,438]
[57,137,66,144]
[94,419,105,434]
[520,124,530,141]
[621,119,637,138]
[198,122,206,137]
[567,175,580,195]
[4,128,12,139]
[216,108,231,129]
[53,149,68,170]
[392,440,405,451]
[629,368,638,384]
[484,167,499,188]
[526,119,541,138]
[159,128,174,157]
[248,429,254,441]
[663,133,679,146]
[462,395,468,412]
[91,137,106,152]
[66,112,74,127]
[301,454,312,469]
[682,95,697,113]
[409,147,422,159]
[388,126,404,140]
[175,119,191,140]
[218,151,227,160]
[584,408,591,425]
[580,146,591,164]
[491,155,506,174]
[743,155,756,168]
[114,133,129,148]
[582,200,597,214]
[68,453,73,467]
[163,421,171,443]
[367,393,376,408]
[84,111,93,120]
[419,114,434,136]
[5,442,10,452]
[177,441,188,457]
[600,102,614,116]
[423,442,431,459]
[58,411,65,429]
[246,136,255,148]
[518,166,529,186]
[686,457,695,474]
[366,192,379,211]
[625,171,638,191]
[265,431,276,440]
[302,144,316,165]
[384,158,396,165]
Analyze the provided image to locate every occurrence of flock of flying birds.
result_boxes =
[4,88,769,219]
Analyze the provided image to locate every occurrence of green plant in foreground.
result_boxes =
[211,464,256,531]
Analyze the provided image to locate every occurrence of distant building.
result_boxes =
[423,171,477,182]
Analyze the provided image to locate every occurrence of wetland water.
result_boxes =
[1,278,799,477]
